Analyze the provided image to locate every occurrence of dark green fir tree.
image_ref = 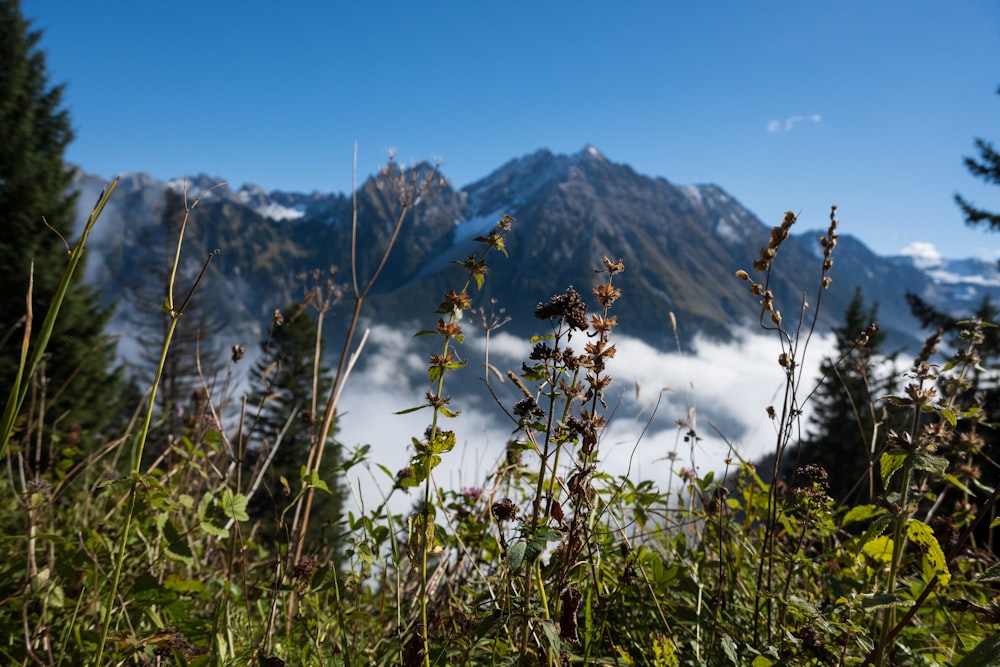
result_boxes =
[246,303,344,553]
[797,288,898,503]
[954,85,1000,231]
[0,0,122,460]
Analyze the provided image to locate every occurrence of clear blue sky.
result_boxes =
[20,0,1000,259]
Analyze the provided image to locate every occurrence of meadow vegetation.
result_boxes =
[4,174,1000,667]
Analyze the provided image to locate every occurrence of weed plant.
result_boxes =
[3,178,1000,667]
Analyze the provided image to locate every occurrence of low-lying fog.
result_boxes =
[333,323,841,514]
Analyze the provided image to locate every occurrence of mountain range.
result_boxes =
[70,145,1000,366]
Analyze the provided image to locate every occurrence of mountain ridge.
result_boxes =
[70,147,1000,360]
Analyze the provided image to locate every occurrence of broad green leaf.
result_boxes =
[197,493,229,538]
[507,540,527,573]
[943,473,974,495]
[843,504,885,527]
[860,536,894,567]
[906,518,950,585]
[355,542,375,566]
[220,489,250,522]
[752,657,775,667]
[303,469,331,494]
[161,517,194,566]
[910,452,948,476]
[955,633,1000,667]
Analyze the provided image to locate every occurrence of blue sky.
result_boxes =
[21,1,1000,259]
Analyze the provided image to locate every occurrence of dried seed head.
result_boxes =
[593,283,622,309]
[600,256,625,274]
[735,269,750,281]
[535,287,589,330]
[231,344,245,363]
[491,497,519,522]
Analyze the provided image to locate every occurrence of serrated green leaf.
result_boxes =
[906,518,950,585]
[861,593,913,610]
[881,452,907,487]
[197,493,229,538]
[911,452,948,476]
[977,562,1000,582]
[220,489,250,522]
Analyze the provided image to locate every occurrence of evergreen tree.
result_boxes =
[246,303,344,552]
[954,85,1000,231]
[123,187,226,454]
[798,288,898,503]
[0,0,122,454]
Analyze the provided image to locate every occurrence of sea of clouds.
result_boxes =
[333,323,839,515]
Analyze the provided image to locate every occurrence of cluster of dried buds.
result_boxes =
[818,205,839,288]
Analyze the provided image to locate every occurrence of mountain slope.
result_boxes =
[70,148,1000,360]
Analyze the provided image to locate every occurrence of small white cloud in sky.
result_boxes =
[767,113,822,133]
[899,241,943,269]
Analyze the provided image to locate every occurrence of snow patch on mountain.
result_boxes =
[900,241,1000,287]
[453,211,503,244]
[679,185,702,208]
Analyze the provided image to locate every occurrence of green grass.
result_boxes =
[3,187,1000,667]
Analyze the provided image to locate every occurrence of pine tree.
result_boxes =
[798,288,898,503]
[955,85,1000,231]
[0,0,122,454]
[246,303,344,551]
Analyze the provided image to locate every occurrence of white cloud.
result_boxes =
[332,325,838,515]
[767,113,822,133]
[899,241,943,269]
